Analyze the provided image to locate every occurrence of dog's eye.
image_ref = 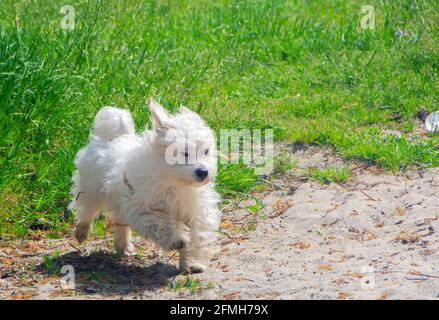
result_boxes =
[204,149,209,155]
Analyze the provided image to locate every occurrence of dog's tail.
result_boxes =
[92,107,135,141]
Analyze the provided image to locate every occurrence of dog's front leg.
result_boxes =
[178,227,212,274]
[130,212,190,251]
[113,224,136,256]
[179,246,207,274]
[179,206,220,273]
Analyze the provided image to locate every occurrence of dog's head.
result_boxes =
[147,98,216,187]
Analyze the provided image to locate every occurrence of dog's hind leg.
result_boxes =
[113,224,136,256]
[74,191,103,244]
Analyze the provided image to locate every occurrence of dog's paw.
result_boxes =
[180,262,206,274]
[116,244,137,257]
[74,224,90,244]
[170,239,187,250]
[169,225,190,250]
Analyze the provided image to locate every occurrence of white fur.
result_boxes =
[70,99,221,273]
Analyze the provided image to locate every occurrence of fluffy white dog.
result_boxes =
[70,98,221,273]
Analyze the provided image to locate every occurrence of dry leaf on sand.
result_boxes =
[290,242,311,250]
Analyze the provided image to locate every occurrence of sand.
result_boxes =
[0,145,438,299]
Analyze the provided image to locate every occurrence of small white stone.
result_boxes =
[425,111,439,133]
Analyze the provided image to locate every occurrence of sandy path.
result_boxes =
[199,170,439,299]
[1,146,438,300]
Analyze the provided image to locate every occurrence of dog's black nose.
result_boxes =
[195,168,209,180]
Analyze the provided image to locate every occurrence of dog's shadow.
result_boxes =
[35,250,181,296]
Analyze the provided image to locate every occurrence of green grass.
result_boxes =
[92,217,106,237]
[308,166,350,185]
[0,0,438,237]
[168,275,205,294]
[272,152,297,175]
[216,163,258,197]
[246,196,266,218]
[43,250,61,275]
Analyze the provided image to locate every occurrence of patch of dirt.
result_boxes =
[1,145,438,299]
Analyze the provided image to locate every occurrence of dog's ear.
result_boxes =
[179,106,192,114]
[147,98,172,130]
[179,106,203,120]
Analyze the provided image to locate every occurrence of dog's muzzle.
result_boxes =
[195,167,209,181]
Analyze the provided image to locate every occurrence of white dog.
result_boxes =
[70,98,221,273]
